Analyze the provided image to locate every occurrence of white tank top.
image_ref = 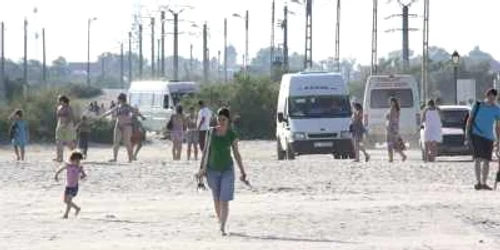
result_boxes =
[425,109,442,129]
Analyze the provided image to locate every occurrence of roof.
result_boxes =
[438,105,471,111]
[128,81,169,92]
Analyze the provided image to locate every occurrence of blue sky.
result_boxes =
[0,0,498,65]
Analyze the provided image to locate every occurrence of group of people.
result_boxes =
[88,101,116,116]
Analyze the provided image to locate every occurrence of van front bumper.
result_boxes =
[290,139,354,155]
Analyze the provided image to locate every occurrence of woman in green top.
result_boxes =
[198,107,248,236]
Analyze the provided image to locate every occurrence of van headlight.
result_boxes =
[340,131,351,138]
[293,132,306,140]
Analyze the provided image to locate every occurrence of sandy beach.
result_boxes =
[1,140,500,249]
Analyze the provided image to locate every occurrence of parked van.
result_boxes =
[362,74,420,146]
[276,72,354,160]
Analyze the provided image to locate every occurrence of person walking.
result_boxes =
[55,95,76,162]
[197,100,213,151]
[76,115,91,159]
[186,107,199,161]
[197,108,248,236]
[421,99,442,162]
[386,97,407,162]
[131,106,146,161]
[466,88,500,190]
[350,103,370,162]
[54,151,87,219]
[9,109,29,161]
[168,105,186,161]
[101,93,141,163]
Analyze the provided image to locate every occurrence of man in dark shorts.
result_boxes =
[466,88,500,190]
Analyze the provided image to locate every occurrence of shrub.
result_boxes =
[88,118,114,144]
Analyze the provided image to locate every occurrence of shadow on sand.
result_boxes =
[229,232,359,244]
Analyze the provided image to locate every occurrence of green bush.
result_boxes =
[182,76,279,140]
[88,118,114,144]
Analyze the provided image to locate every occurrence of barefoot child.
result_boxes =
[9,109,29,161]
[76,116,91,159]
[54,151,87,219]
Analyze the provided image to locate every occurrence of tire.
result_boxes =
[286,143,296,160]
[277,140,286,161]
[348,152,356,159]
[333,153,341,160]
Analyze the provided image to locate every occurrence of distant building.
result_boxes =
[67,62,102,77]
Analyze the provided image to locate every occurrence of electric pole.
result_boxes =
[23,18,28,87]
[42,28,47,83]
[422,0,429,103]
[334,0,341,72]
[120,42,124,88]
[161,11,165,78]
[1,22,4,95]
[283,5,289,73]
[173,12,179,81]
[402,5,409,72]
[157,38,160,78]
[224,18,228,83]
[271,0,275,75]
[371,0,378,75]
[151,17,155,78]
[139,24,143,79]
[203,23,209,84]
[304,0,313,69]
[128,31,133,84]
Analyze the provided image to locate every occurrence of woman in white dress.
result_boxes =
[421,99,442,162]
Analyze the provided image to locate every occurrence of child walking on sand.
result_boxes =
[54,151,87,219]
[76,116,91,159]
[9,109,29,161]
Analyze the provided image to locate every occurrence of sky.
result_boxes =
[0,0,499,66]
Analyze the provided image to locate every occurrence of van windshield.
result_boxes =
[440,109,468,128]
[288,95,351,118]
[370,89,414,109]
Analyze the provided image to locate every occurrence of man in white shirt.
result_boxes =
[197,100,213,151]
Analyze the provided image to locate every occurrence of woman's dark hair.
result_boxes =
[427,99,435,107]
[217,107,231,120]
[486,88,498,97]
[389,97,400,112]
[353,102,363,111]
[198,100,205,106]
[118,93,127,101]
[15,109,23,117]
[176,105,183,114]
[58,95,70,104]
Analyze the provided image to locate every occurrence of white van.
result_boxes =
[362,74,420,145]
[276,72,354,160]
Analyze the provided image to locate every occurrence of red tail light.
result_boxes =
[364,114,369,126]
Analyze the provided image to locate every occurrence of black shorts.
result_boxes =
[471,134,494,161]
[65,186,79,197]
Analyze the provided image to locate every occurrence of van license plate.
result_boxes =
[314,142,333,148]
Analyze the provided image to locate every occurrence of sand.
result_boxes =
[1,141,500,250]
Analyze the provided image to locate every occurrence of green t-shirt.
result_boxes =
[208,128,238,171]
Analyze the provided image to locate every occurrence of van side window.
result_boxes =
[284,98,288,118]
[163,95,170,109]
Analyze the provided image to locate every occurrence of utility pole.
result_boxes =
[161,11,165,78]
[334,0,341,72]
[120,42,124,88]
[422,0,429,103]
[128,31,133,84]
[402,5,409,72]
[23,18,28,87]
[139,24,143,79]
[271,0,275,75]
[224,18,228,83]
[157,38,160,78]
[42,28,47,83]
[151,17,155,78]
[203,23,208,84]
[189,44,193,80]
[371,0,378,75]
[304,0,313,69]
[217,50,221,80]
[245,10,249,78]
[1,22,4,92]
[173,12,179,81]
[283,5,289,73]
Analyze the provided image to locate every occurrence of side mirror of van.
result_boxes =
[277,113,286,123]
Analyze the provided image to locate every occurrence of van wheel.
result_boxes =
[348,152,356,159]
[277,140,286,161]
[333,153,341,160]
[286,144,296,160]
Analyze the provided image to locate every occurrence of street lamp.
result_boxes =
[87,17,97,86]
[451,50,460,105]
[232,10,249,78]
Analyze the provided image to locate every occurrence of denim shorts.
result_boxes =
[65,185,79,197]
[207,166,235,201]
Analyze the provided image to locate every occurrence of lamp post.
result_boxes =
[232,10,249,78]
[87,17,97,86]
[451,50,460,105]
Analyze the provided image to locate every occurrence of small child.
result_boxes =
[76,116,91,159]
[9,109,29,161]
[54,151,87,219]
